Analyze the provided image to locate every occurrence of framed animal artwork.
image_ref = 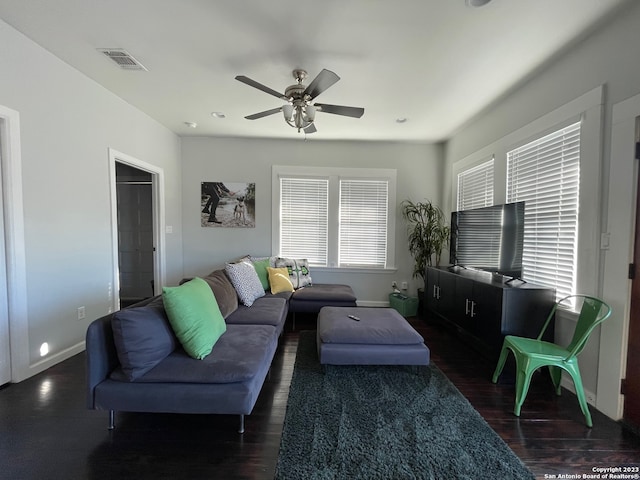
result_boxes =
[201,181,255,228]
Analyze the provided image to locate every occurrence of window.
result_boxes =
[274,166,396,269]
[457,158,494,211]
[279,177,328,265]
[339,179,388,268]
[506,121,581,299]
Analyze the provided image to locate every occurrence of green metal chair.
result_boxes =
[492,294,612,427]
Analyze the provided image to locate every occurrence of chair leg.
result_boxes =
[566,365,593,427]
[108,410,115,430]
[548,365,563,396]
[492,345,510,383]
[514,366,534,417]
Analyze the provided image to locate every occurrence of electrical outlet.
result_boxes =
[77,306,85,320]
[401,281,408,290]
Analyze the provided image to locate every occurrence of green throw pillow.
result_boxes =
[252,258,271,290]
[162,277,227,360]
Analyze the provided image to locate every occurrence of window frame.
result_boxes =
[456,157,495,211]
[506,121,581,300]
[450,86,604,303]
[272,165,397,271]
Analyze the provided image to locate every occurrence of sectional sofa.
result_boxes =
[86,261,356,433]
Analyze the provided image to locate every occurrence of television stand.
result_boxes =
[425,266,555,359]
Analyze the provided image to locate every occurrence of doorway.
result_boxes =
[623,121,640,432]
[116,163,154,307]
[109,149,165,312]
[0,105,28,384]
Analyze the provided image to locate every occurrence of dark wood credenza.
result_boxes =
[425,266,556,358]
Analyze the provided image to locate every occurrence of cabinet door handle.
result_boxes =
[436,286,441,299]
[470,301,476,317]
[433,285,437,298]
[465,298,470,315]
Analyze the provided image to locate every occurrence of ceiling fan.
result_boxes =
[235,69,364,134]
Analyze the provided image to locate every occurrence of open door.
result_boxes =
[116,163,154,307]
[109,148,165,312]
[623,131,640,432]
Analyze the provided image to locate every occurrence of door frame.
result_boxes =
[600,93,640,419]
[108,148,166,312]
[0,105,29,382]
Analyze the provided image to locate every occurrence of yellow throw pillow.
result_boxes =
[267,267,295,294]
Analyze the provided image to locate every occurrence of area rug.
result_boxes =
[274,331,534,480]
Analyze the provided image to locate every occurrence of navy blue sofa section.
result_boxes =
[86,269,356,433]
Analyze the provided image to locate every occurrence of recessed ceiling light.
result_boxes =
[466,0,492,7]
[184,122,198,128]
[211,112,226,118]
[396,118,407,124]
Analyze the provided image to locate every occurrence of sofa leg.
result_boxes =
[108,410,115,430]
[238,415,245,434]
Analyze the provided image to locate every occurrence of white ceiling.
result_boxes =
[0,0,630,142]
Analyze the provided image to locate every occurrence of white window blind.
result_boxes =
[339,179,389,268]
[279,177,329,265]
[507,121,581,299]
[457,158,494,211]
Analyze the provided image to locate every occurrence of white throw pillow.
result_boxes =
[275,257,313,289]
[225,261,266,307]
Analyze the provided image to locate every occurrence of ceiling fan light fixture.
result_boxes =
[466,0,492,7]
[306,105,316,122]
[282,104,294,121]
[236,68,364,135]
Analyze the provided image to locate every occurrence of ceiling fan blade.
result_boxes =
[315,103,365,118]
[303,69,340,99]
[235,75,286,100]
[245,107,282,120]
[304,124,317,134]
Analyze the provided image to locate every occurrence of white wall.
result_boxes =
[0,19,183,380]
[181,137,442,304]
[444,1,640,419]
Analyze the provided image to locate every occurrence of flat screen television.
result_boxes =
[449,201,525,279]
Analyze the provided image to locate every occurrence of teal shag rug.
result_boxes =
[274,331,534,480]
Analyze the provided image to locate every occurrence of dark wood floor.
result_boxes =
[1,313,639,480]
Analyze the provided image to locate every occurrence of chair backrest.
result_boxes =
[562,295,612,359]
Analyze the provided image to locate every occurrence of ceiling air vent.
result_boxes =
[97,48,148,71]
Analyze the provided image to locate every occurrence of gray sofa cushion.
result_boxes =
[289,284,357,313]
[124,324,278,384]
[226,296,288,335]
[202,269,238,318]
[111,304,178,381]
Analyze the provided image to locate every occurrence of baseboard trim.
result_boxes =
[356,300,390,308]
[26,341,86,380]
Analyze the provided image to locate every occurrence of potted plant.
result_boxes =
[401,199,450,283]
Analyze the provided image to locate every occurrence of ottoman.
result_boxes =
[316,306,430,366]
